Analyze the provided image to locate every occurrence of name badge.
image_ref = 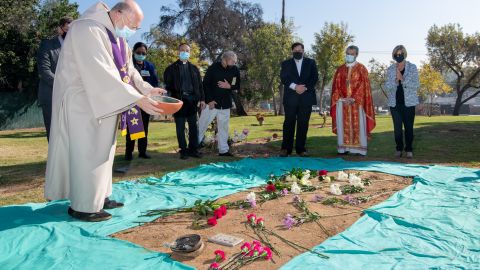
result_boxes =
[232,77,237,86]
[140,70,150,77]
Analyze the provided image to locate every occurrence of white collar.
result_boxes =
[346,61,357,68]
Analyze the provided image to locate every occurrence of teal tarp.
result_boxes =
[0,158,479,269]
[281,164,480,269]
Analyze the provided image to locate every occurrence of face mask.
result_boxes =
[115,25,136,39]
[394,54,405,63]
[293,52,303,60]
[345,55,356,63]
[179,51,190,61]
[134,53,146,62]
[114,16,136,39]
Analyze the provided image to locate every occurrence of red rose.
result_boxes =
[213,208,223,219]
[265,184,276,192]
[319,170,328,176]
[214,249,226,262]
[207,217,218,226]
[247,213,257,223]
[219,205,227,215]
[256,217,265,227]
[208,262,220,270]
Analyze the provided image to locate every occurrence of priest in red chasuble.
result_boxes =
[330,45,376,156]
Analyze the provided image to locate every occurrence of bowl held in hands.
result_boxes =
[151,96,183,115]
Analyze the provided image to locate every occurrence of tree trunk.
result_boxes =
[272,89,278,116]
[452,92,463,116]
[232,91,248,116]
[318,76,327,112]
[278,83,284,115]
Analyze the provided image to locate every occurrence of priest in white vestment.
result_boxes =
[45,1,165,222]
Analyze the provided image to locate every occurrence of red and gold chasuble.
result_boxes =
[330,63,375,148]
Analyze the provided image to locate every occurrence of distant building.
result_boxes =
[432,89,480,115]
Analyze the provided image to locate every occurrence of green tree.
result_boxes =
[368,58,390,108]
[145,31,207,84]
[0,0,79,128]
[419,63,452,116]
[245,22,293,115]
[36,0,79,39]
[426,23,480,115]
[312,22,354,111]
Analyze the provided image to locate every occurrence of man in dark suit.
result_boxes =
[37,17,72,141]
[280,42,319,157]
[164,43,204,160]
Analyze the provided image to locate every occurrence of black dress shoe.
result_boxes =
[68,207,112,222]
[280,149,289,157]
[297,152,309,157]
[219,152,234,157]
[103,198,124,209]
[139,153,151,159]
[180,151,189,160]
[124,154,133,161]
[189,151,202,158]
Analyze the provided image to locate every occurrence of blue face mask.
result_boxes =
[345,55,356,63]
[134,53,146,62]
[115,25,136,39]
[114,16,136,39]
[179,51,190,61]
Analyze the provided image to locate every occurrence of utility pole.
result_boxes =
[278,0,286,115]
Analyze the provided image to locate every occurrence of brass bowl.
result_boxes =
[151,96,183,115]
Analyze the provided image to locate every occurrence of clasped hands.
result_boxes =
[341,97,356,105]
[294,84,307,95]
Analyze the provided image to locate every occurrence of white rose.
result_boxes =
[330,184,342,195]
[338,171,349,181]
[348,175,364,188]
[300,174,310,183]
[299,177,312,186]
[246,191,256,202]
[291,182,301,194]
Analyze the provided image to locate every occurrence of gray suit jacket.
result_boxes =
[37,37,62,107]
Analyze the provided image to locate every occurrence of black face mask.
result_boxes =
[394,54,405,63]
[293,52,303,60]
[61,32,67,39]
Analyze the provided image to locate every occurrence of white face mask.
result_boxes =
[345,55,356,63]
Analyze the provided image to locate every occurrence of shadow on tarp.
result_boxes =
[0,202,70,231]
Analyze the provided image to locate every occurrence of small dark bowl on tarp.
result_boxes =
[170,234,204,258]
[151,96,183,115]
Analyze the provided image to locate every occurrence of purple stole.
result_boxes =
[106,28,145,140]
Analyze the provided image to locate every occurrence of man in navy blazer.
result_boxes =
[280,42,319,157]
[37,17,72,141]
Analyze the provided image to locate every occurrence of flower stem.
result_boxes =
[267,229,329,259]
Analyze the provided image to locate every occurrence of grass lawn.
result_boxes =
[0,114,479,206]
